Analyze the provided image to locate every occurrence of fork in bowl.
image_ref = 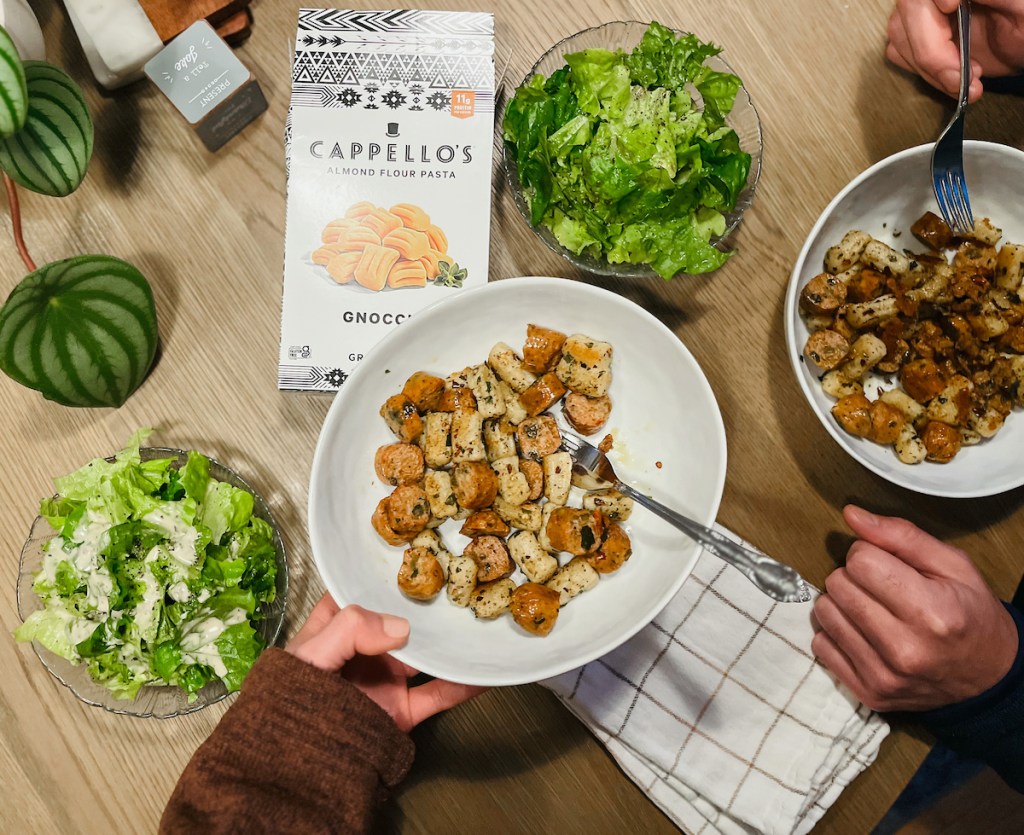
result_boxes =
[558,430,810,603]
[931,1,975,235]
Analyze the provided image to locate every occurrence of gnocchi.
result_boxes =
[371,324,634,636]
[801,212,1024,464]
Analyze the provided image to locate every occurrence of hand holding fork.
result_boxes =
[931,2,975,236]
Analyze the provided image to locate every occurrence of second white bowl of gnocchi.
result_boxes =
[786,141,1024,498]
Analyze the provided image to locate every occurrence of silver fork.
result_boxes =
[931,1,974,236]
[558,431,810,604]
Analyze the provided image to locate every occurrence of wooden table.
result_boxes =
[3,1,1022,832]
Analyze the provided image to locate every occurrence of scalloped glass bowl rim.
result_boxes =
[502,19,763,279]
[16,446,288,719]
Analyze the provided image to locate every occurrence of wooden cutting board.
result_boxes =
[138,0,253,44]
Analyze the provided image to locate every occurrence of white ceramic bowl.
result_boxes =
[785,141,1024,498]
[309,277,727,686]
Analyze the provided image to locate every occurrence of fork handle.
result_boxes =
[613,482,810,603]
[955,2,971,109]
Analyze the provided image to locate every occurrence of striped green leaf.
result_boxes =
[0,61,93,196]
[0,256,159,407]
[0,26,27,137]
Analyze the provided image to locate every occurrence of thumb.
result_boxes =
[290,604,410,672]
[843,505,970,579]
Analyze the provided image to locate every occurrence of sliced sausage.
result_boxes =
[586,522,632,574]
[451,461,498,510]
[546,506,604,555]
[459,510,511,538]
[372,497,414,545]
[803,330,850,371]
[922,420,961,463]
[397,547,445,600]
[562,391,612,435]
[464,535,514,582]
[799,272,847,315]
[516,415,561,461]
[374,442,425,486]
[385,484,432,534]
[510,582,561,636]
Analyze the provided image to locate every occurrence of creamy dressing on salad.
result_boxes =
[15,436,278,702]
[179,608,248,678]
[144,507,202,565]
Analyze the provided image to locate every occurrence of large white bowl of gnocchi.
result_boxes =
[785,141,1024,498]
[308,276,727,686]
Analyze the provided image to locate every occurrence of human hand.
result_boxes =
[811,505,1019,712]
[886,0,1024,102]
[287,593,487,732]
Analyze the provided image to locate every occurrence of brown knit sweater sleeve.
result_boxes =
[160,648,415,834]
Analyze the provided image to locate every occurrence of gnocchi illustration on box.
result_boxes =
[314,202,467,291]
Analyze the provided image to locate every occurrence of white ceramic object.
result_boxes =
[0,0,45,60]
[308,277,727,686]
[786,141,1024,498]
[63,0,163,89]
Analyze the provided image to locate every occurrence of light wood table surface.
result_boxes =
[3,1,1022,832]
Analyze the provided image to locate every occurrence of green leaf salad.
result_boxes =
[15,430,279,701]
[503,22,753,278]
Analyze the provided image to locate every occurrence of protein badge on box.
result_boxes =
[278,8,496,391]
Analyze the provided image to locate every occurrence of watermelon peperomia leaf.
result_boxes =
[0,26,28,138]
[0,60,93,196]
[0,256,159,407]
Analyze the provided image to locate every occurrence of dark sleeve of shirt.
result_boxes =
[916,601,1024,793]
[160,648,416,833]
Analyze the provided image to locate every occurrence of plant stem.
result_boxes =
[3,172,36,272]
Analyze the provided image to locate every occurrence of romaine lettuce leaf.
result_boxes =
[502,21,751,278]
[201,481,254,545]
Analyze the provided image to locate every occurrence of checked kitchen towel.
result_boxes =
[544,526,889,835]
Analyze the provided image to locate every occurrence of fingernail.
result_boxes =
[382,615,409,639]
[849,505,879,526]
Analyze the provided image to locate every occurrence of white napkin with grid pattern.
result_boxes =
[543,526,889,835]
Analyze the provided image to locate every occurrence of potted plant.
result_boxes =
[0,24,158,407]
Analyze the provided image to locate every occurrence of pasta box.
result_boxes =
[278,8,496,391]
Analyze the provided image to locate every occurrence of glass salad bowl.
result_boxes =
[502,20,763,279]
[16,447,288,719]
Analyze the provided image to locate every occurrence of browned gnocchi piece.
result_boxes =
[518,372,567,417]
[380,393,423,443]
[402,371,446,412]
[522,324,567,373]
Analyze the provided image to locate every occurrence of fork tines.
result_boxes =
[558,429,584,452]
[934,168,975,236]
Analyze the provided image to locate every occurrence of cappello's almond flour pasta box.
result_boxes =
[278,8,495,391]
